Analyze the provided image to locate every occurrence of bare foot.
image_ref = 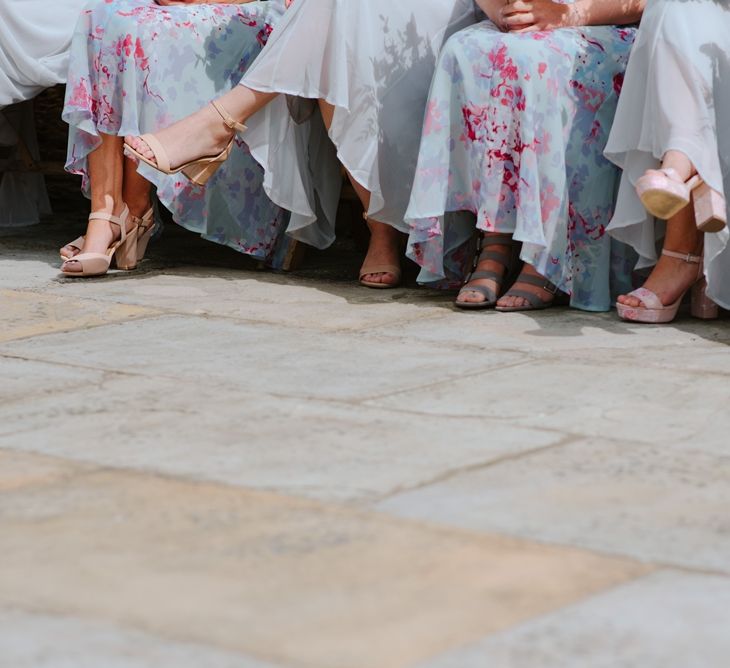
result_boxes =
[125,105,235,172]
[456,233,515,306]
[496,263,556,310]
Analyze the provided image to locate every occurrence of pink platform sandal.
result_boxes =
[616,249,719,324]
[636,168,727,233]
[693,182,727,233]
[124,100,247,187]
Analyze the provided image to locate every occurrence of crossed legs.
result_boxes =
[125,86,402,287]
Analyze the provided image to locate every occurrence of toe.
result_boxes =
[457,289,483,304]
[126,136,155,163]
[364,271,396,286]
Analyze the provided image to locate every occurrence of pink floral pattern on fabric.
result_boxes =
[63,0,289,265]
[406,20,637,311]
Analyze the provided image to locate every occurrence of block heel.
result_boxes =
[691,278,719,320]
[693,182,727,233]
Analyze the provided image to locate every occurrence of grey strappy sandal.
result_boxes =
[495,272,562,312]
[455,233,519,311]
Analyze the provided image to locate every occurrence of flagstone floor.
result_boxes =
[1,204,729,668]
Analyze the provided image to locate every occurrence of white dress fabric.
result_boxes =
[0,0,89,106]
[605,0,730,308]
[0,0,90,226]
[241,0,477,248]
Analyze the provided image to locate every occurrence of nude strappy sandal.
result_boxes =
[495,272,562,313]
[60,206,138,278]
[123,100,247,186]
[59,235,85,262]
[358,213,402,289]
[616,249,718,324]
[455,232,519,310]
[60,205,156,262]
[636,167,726,233]
[131,206,156,260]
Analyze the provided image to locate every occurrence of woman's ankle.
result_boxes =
[125,198,152,218]
[661,150,695,182]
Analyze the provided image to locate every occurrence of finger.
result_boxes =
[502,12,535,27]
[502,1,532,14]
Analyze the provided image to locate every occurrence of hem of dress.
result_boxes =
[241,80,402,232]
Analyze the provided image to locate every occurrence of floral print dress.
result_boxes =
[406,12,637,311]
[63,0,288,265]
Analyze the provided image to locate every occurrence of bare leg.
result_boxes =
[659,150,695,181]
[617,200,703,308]
[125,85,277,171]
[62,134,134,273]
[318,100,401,287]
[641,149,696,186]
[122,154,152,218]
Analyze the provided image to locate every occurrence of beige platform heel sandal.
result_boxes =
[358,213,402,289]
[123,100,247,186]
[131,206,156,260]
[60,205,156,262]
[616,249,719,324]
[60,206,138,278]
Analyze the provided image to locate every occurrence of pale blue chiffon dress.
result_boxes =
[63,0,289,265]
[405,7,637,310]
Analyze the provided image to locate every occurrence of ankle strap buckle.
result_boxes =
[662,249,702,264]
[543,280,558,295]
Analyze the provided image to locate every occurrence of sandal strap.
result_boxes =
[88,205,130,242]
[458,283,497,303]
[468,270,502,282]
[500,288,549,309]
[658,167,682,182]
[139,133,171,172]
[88,211,121,224]
[625,287,664,310]
[70,252,111,262]
[132,206,155,232]
[359,264,401,280]
[478,248,512,266]
[509,273,559,294]
[662,249,702,264]
[656,168,704,190]
[211,100,247,133]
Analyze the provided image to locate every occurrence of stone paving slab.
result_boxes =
[377,438,730,572]
[367,307,730,353]
[0,255,60,290]
[0,460,649,668]
[0,608,282,668]
[366,358,730,447]
[418,571,730,668]
[0,451,93,493]
[47,270,450,333]
[0,314,527,402]
[0,289,159,343]
[0,376,562,502]
[0,356,106,407]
